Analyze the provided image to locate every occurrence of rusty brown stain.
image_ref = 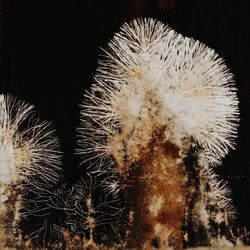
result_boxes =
[124,128,189,249]
[106,88,192,248]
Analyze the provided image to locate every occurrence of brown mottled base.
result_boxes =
[124,134,190,249]
[0,185,23,249]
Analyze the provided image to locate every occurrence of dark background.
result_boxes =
[1,0,250,231]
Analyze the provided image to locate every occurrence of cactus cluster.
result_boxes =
[0,18,244,249]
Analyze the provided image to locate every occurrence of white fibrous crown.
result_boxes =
[0,94,63,246]
[0,93,62,222]
[0,94,62,187]
[80,18,239,168]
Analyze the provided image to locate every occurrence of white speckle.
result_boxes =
[148,195,165,217]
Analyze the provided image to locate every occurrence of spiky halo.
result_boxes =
[0,94,63,247]
[77,18,240,247]
[80,18,239,166]
[0,94,62,184]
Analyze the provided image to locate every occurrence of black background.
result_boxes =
[1,0,250,231]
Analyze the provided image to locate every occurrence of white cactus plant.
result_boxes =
[79,18,239,248]
[0,94,62,248]
[0,17,241,249]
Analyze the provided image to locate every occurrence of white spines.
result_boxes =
[78,18,240,247]
[195,152,234,229]
[0,94,62,247]
[80,18,239,167]
[0,94,61,186]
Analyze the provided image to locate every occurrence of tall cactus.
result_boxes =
[78,18,239,249]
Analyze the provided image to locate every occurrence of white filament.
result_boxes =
[80,18,239,166]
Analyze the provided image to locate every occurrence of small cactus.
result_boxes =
[0,94,63,248]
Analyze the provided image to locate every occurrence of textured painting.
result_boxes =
[1,1,250,249]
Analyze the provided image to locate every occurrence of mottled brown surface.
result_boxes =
[0,186,22,249]
[125,129,189,249]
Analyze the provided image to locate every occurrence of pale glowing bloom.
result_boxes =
[80,18,239,166]
[78,18,239,248]
[0,94,62,247]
